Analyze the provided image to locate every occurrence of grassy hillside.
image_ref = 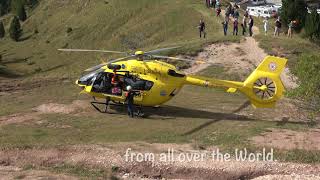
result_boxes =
[0,0,238,79]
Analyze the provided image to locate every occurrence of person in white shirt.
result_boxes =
[263,17,268,35]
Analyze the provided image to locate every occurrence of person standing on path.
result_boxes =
[248,15,254,36]
[263,17,268,35]
[233,18,239,36]
[241,15,247,36]
[222,17,229,36]
[198,19,206,38]
[274,17,281,36]
[287,20,293,38]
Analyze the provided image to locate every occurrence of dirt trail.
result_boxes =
[1,144,320,179]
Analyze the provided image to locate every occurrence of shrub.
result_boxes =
[281,0,308,31]
[9,16,22,41]
[304,9,320,41]
[0,21,5,38]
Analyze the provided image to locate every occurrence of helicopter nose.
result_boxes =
[76,78,87,87]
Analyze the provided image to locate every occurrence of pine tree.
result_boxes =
[305,9,320,40]
[9,16,21,41]
[16,3,27,21]
[0,21,5,38]
[281,0,308,31]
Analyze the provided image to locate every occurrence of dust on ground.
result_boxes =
[1,143,320,179]
[251,128,320,151]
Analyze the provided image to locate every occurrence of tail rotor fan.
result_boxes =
[253,77,276,100]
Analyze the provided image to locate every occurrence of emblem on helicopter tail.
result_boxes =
[269,62,277,71]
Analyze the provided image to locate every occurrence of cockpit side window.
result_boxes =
[123,77,154,91]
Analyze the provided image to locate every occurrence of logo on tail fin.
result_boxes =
[269,62,277,71]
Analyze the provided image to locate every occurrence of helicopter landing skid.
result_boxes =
[90,98,114,113]
[91,101,109,113]
[90,100,145,117]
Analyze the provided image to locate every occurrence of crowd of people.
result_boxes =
[200,0,294,38]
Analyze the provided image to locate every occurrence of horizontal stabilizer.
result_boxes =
[227,88,237,93]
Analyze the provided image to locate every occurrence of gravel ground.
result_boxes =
[1,144,319,179]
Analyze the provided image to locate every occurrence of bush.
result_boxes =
[0,21,5,38]
[281,0,308,31]
[304,9,320,41]
[291,54,320,109]
[9,16,22,41]
[0,0,11,16]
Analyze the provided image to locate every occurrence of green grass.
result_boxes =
[288,54,320,111]
[198,64,243,81]
[0,0,239,79]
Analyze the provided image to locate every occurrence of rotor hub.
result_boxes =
[135,51,144,55]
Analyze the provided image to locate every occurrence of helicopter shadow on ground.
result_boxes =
[109,101,309,135]
[109,102,255,135]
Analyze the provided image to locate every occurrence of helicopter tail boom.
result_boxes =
[184,56,287,108]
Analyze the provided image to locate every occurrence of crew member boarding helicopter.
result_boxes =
[58,46,287,113]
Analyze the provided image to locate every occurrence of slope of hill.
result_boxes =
[0,0,237,78]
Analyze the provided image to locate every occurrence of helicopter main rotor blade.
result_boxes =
[84,63,108,72]
[58,49,127,54]
[152,55,197,62]
[145,46,181,55]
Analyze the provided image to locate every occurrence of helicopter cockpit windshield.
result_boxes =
[78,69,104,86]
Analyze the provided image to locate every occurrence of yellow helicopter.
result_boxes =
[59,47,287,114]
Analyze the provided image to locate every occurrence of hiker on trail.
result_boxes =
[274,17,281,36]
[222,17,229,36]
[212,0,216,8]
[263,17,268,35]
[216,6,221,16]
[233,7,240,19]
[205,0,210,8]
[241,15,247,36]
[244,10,249,18]
[248,15,254,36]
[287,20,293,38]
[216,0,220,7]
[230,6,235,17]
[225,4,232,17]
[198,19,206,38]
[233,18,239,36]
